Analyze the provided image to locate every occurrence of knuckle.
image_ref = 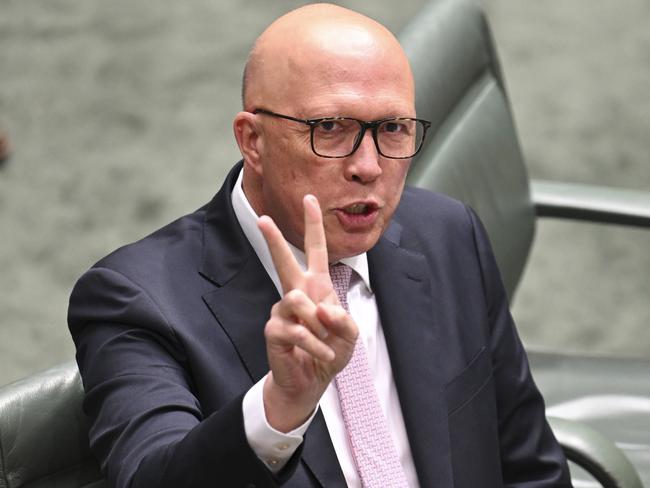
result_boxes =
[264,318,281,338]
[284,289,304,306]
[291,325,310,343]
[264,322,273,339]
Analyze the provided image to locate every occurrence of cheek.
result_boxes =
[394,160,411,181]
[289,167,301,183]
[385,163,409,197]
[289,161,336,200]
[261,160,316,243]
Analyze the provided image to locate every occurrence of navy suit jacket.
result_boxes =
[68,162,571,487]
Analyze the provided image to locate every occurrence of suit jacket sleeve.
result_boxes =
[466,206,572,487]
[68,265,300,488]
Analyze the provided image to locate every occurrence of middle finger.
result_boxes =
[303,194,329,274]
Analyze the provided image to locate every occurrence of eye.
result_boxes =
[385,122,400,132]
[314,119,356,139]
[318,120,341,132]
[381,120,408,134]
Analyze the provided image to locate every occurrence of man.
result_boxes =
[68,4,571,487]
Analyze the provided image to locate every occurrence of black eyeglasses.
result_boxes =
[253,108,431,159]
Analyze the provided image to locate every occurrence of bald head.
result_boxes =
[242,4,413,111]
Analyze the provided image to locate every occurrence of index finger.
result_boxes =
[303,194,329,274]
[258,215,303,294]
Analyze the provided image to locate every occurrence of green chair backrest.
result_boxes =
[400,0,536,299]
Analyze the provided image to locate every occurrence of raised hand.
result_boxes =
[257,194,358,432]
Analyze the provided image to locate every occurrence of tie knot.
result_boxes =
[329,263,353,309]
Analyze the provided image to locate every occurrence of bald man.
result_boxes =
[69,4,571,488]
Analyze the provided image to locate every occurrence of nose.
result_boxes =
[344,130,382,183]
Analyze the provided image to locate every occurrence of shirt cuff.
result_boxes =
[243,374,317,472]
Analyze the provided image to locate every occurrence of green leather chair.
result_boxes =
[399,0,649,487]
[401,0,650,301]
[0,362,106,488]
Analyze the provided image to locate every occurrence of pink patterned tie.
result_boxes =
[329,263,410,488]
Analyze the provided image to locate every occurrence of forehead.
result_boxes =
[296,87,414,120]
[287,47,414,118]
[255,19,415,118]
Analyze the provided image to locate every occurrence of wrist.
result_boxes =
[263,373,320,433]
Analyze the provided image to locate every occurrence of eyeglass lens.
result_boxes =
[313,118,425,158]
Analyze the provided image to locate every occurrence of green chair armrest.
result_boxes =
[0,361,106,488]
[548,416,643,488]
[531,180,650,228]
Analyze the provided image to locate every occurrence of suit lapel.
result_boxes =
[202,254,278,381]
[301,412,348,487]
[199,163,276,381]
[198,163,344,486]
[368,222,454,487]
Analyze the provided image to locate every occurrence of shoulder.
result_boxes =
[397,185,470,221]
[68,204,214,340]
[98,206,206,276]
[72,204,213,305]
[390,186,497,287]
[393,185,476,244]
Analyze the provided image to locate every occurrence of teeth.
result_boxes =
[345,203,368,214]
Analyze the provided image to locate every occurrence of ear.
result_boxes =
[233,111,263,177]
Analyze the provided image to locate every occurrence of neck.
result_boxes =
[241,165,266,218]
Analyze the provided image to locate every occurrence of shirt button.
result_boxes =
[277,443,290,451]
[267,458,279,465]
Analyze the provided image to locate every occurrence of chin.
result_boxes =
[329,233,381,261]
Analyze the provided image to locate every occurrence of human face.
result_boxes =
[255,49,415,262]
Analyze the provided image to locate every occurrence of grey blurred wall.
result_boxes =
[1,0,648,385]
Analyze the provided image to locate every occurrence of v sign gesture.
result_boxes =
[257,195,359,433]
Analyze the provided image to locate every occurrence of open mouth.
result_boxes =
[344,203,371,215]
[334,201,380,229]
[341,202,378,216]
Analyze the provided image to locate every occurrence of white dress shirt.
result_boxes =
[232,169,420,487]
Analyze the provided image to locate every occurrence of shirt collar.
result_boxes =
[231,168,372,295]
